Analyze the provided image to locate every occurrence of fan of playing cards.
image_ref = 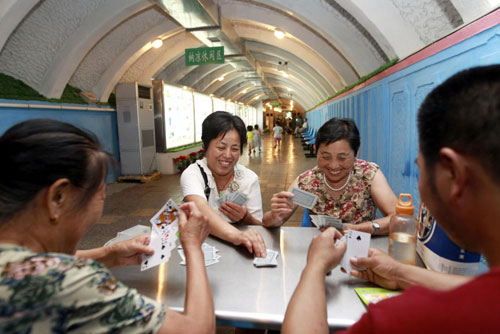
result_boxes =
[216,191,249,206]
[310,215,344,231]
[141,199,180,271]
[178,243,220,267]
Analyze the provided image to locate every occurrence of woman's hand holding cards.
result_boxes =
[219,201,247,223]
[270,191,297,225]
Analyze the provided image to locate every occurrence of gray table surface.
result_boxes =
[111,226,390,330]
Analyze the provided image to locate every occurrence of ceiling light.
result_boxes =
[274,29,285,39]
[242,89,247,94]
[218,76,224,81]
[152,39,163,48]
[287,87,291,91]
[282,72,289,78]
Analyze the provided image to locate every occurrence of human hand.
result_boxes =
[349,248,402,290]
[219,201,247,223]
[179,202,210,250]
[270,191,297,225]
[342,222,373,234]
[107,234,154,267]
[232,229,267,257]
[306,228,346,275]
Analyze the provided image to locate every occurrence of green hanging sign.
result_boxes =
[185,46,224,66]
[270,101,280,107]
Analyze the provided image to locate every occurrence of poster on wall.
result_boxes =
[213,97,226,113]
[164,85,194,149]
[194,92,213,142]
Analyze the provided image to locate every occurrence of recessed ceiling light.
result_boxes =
[152,39,163,48]
[274,29,285,39]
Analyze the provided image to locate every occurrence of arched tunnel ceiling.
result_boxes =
[0,0,498,110]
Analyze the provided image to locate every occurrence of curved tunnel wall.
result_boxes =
[306,16,500,208]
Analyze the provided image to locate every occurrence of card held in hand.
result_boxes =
[253,249,279,267]
[290,186,318,210]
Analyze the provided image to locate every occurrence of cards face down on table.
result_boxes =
[141,199,180,271]
[178,243,220,267]
[217,191,249,206]
[253,249,279,267]
[310,215,343,231]
[336,229,371,273]
[290,187,318,210]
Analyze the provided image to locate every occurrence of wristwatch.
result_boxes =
[371,221,380,235]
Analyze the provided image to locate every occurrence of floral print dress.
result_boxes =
[0,244,165,333]
[297,159,379,225]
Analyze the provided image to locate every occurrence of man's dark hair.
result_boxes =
[0,119,114,222]
[315,118,360,154]
[202,111,247,153]
[418,65,500,184]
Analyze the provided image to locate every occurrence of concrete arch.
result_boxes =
[0,0,40,53]
[39,0,152,98]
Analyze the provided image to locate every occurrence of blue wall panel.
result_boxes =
[0,102,120,183]
[306,23,500,208]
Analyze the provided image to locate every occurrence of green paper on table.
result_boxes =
[355,287,401,306]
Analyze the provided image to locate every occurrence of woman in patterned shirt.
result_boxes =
[263,118,397,235]
[0,119,214,333]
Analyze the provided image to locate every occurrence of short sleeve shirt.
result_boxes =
[0,244,165,333]
[297,159,379,224]
[273,126,283,138]
[180,158,263,223]
[247,131,254,142]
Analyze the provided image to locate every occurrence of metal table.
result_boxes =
[111,226,389,330]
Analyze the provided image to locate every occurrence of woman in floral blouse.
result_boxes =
[263,118,397,235]
[0,119,214,333]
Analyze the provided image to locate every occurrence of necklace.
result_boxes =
[216,174,233,196]
[323,172,351,192]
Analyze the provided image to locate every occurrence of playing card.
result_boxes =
[290,187,318,210]
[141,228,172,271]
[231,191,249,206]
[310,215,343,231]
[253,249,279,267]
[178,243,220,266]
[338,230,370,273]
[141,199,181,271]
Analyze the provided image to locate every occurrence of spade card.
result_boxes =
[338,230,370,273]
[141,228,171,271]
[290,187,318,210]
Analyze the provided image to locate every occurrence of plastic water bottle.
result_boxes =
[388,194,418,265]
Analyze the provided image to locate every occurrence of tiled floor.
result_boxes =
[78,132,317,333]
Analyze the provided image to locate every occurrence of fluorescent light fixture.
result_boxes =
[274,29,285,39]
[218,76,224,81]
[242,89,247,94]
[287,87,291,91]
[152,39,163,48]
[282,72,289,78]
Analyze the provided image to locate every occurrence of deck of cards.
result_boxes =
[178,243,220,267]
[217,191,249,206]
[310,215,344,231]
[290,187,318,210]
[336,230,371,273]
[253,249,279,267]
[141,199,180,271]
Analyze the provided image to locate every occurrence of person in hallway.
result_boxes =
[181,111,267,258]
[246,125,255,155]
[273,121,283,150]
[0,119,215,333]
[282,65,500,333]
[263,118,397,235]
[253,124,262,152]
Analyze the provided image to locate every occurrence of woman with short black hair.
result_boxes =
[181,111,267,258]
[263,118,397,235]
[0,119,215,333]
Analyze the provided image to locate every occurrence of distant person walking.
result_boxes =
[253,124,262,152]
[273,122,283,150]
[246,125,255,155]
